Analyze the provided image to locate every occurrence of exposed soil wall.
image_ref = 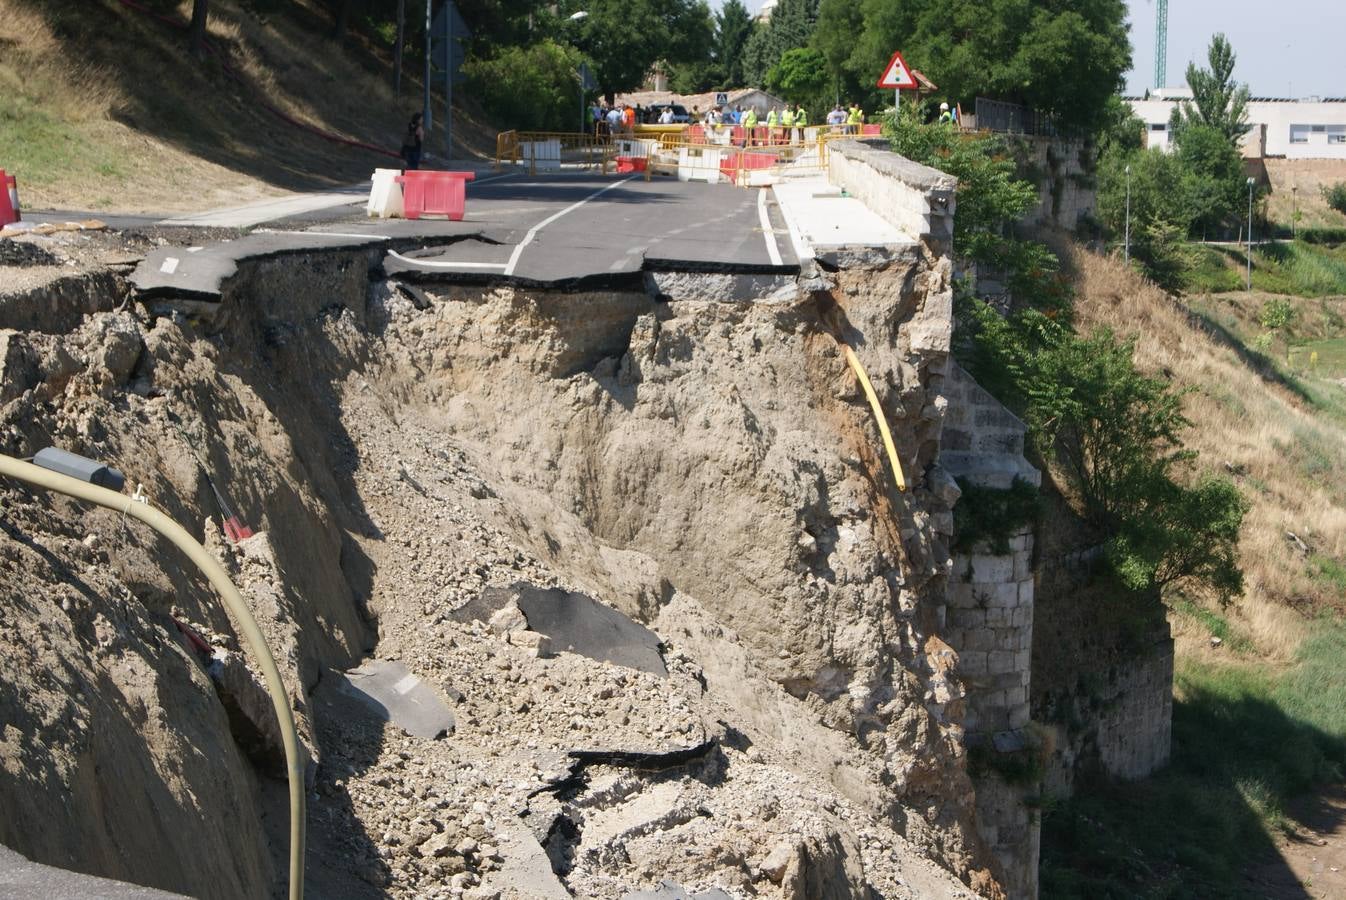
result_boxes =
[0,231,1004,897]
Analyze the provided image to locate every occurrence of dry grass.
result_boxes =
[1062,242,1346,658]
[0,0,500,213]
[1263,158,1346,231]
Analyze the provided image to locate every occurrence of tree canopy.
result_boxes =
[741,0,819,87]
[814,0,1130,132]
[572,0,713,101]
[1169,33,1250,144]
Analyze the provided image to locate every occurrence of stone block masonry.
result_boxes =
[826,139,957,247]
[940,362,1041,899]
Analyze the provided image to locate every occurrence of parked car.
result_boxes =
[646,103,691,124]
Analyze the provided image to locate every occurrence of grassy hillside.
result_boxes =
[1042,243,1346,897]
[0,0,496,213]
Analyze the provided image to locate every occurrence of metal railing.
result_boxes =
[494,131,617,174]
[493,124,863,187]
[973,97,1058,136]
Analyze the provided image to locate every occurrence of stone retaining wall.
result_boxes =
[826,140,957,245]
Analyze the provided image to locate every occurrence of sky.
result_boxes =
[718,0,1345,99]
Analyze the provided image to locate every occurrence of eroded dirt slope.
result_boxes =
[0,234,993,898]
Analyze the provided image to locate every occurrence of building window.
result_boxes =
[1150,123,1167,131]
[1290,125,1309,144]
[1312,125,1327,133]
[1330,133,1346,145]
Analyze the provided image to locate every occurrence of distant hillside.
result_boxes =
[0,0,496,213]
[1062,240,1346,656]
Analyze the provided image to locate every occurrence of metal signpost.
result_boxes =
[429,1,471,158]
[877,50,918,114]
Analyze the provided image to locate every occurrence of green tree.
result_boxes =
[767,47,829,110]
[817,0,1129,133]
[740,0,819,86]
[1174,123,1245,237]
[463,39,584,131]
[714,0,754,87]
[1169,34,1250,145]
[573,0,713,102]
[811,0,861,97]
[961,304,1247,601]
[885,104,1067,311]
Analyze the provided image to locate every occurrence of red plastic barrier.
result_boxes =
[862,124,883,136]
[396,170,476,220]
[0,170,16,227]
[687,125,705,142]
[615,156,648,173]
[719,152,778,182]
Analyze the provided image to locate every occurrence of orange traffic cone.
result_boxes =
[0,170,16,227]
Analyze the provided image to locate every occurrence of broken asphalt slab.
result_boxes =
[325,659,456,740]
[0,843,187,899]
[129,173,798,300]
[462,582,667,676]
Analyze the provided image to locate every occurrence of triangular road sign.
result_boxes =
[877,50,918,90]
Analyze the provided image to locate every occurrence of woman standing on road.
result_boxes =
[401,112,424,171]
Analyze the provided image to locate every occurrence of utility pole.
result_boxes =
[423,0,432,138]
[444,7,452,162]
[394,0,405,95]
[1124,164,1132,265]
[1246,176,1255,292]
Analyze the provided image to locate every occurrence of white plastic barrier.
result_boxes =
[677,147,722,184]
[616,138,658,159]
[367,168,404,219]
[522,139,562,171]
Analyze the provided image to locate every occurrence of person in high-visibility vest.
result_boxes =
[794,104,807,144]
[766,107,779,145]
[781,105,795,145]
[743,107,758,146]
[846,104,863,135]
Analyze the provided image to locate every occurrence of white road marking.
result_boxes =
[467,172,520,186]
[757,189,784,266]
[393,674,420,695]
[254,229,391,240]
[159,257,179,274]
[387,250,508,269]
[504,176,638,276]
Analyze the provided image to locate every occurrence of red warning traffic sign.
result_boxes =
[877,50,918,90]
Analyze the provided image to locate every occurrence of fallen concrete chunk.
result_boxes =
[336,659,456,739]
[479,826,571,900]
[456,582,667,675]
[513,584,667,676]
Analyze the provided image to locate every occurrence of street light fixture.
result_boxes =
[1247,176,1255,293]
[1124,163,1132,266]
[569,10,589,20]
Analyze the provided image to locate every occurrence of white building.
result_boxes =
[1127,89,1346,159]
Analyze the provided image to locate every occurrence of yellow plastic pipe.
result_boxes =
[839,344,908,493]
[0,454,306,900]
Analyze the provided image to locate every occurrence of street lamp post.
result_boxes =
[1292,184,1299,241]
[1247,176,1255,293]
[570,11,589,135]
[1124,163,1132,266]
